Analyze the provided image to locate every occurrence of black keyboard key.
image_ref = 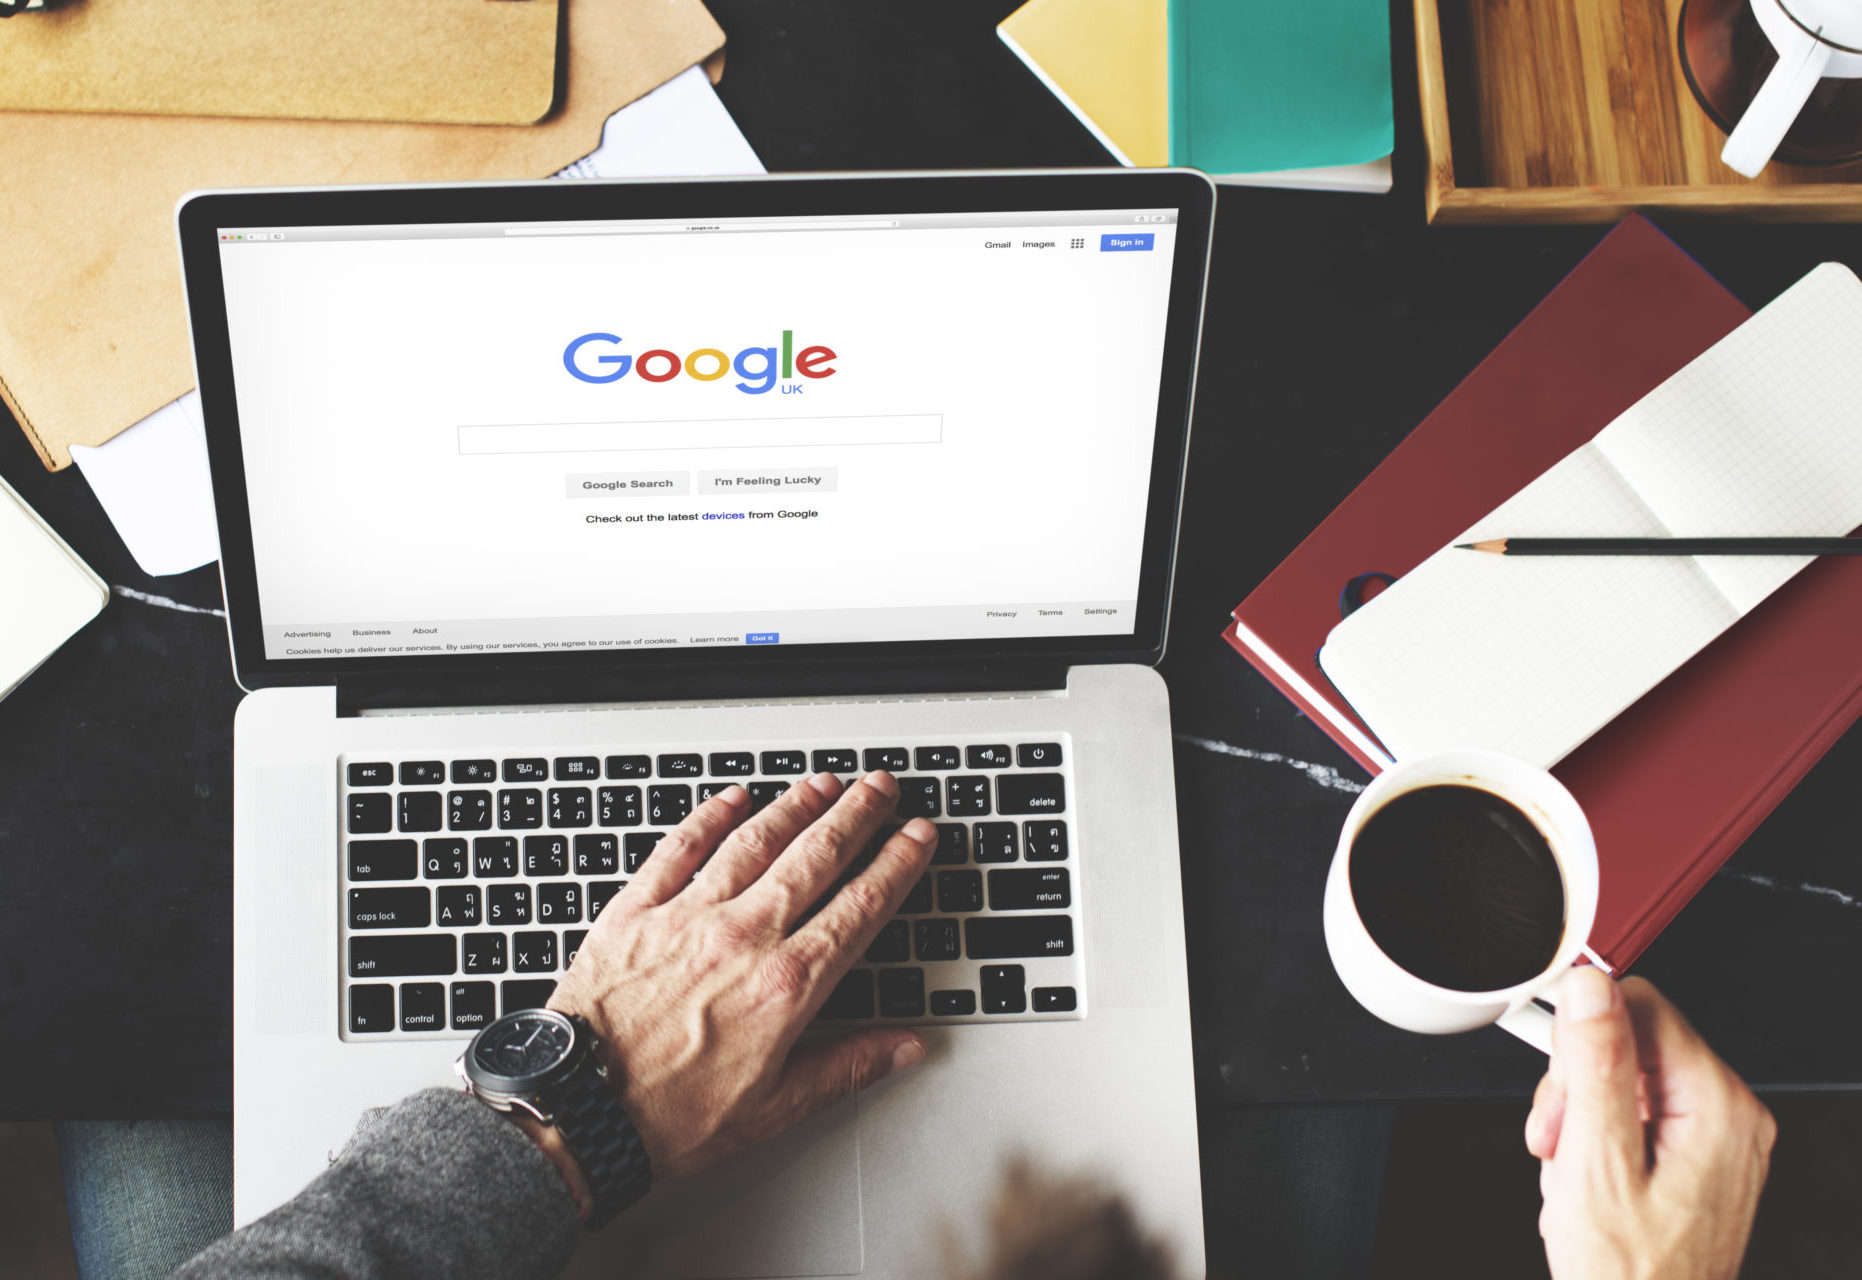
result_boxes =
[597,786,642,827]
[1024,821,1069,862]
[864,747,909,772]
[573,833,618,876]
[760,750,806,775]
[623,832,663,874]
[349,887,429,930]
[997,773,1066,815]
[547,788,591,828]
[647,785,691,825]
[946,776,991,817]
[698,782,738,803]
[709,752,755,776]
[931,824,968,865]
[966,744,1013,769]
[513,930,557,973]
[487,883,531,925]
[349,934,454,978]
[877,968,925,1018]
[473,837,518,878]
[448,790,492,831]
[503,758,548,783]
[931,989,977,1017]
[900,874,934,915]
[451,759,496,784]
[864,920,910,964]
[974,822,1019,863]
[1017,742,1063,768]
[423,838,467,879]
[398,790,442,833]
[400,982,445,1031]
[347,762,393,787]
[936,870,983,914]
[498,789,542,829]
[606,754,651,779]
[436,885,480,927]
[347,983,394,1033]
[564,930,589,968]
[501,979,557,1015]
[537,882,581,924]
[1033,986,1078,1012]
[896,777,942,819]
[818,969,874,1020]
[657,753,702,778]
[812,749,858,774]
[461,932,506,974]
[981,965,1026,1015]
[914,918,960,962]
[965,915,1074,959]
[587,881,624,921]
[988,868,1070,911]
[399,761,445,785]
[523,835,568,877]
[915,746,961,771]
[554,756,600,781]
[450,981,496,1031]
[347,792,391,834]
[349,839,417,881]
[747,781,790,813]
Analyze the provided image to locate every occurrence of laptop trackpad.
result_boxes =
[564,1096,862,1279]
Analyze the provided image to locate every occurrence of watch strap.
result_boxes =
[553,1043,653,1229]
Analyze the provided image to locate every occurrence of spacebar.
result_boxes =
[964,915,1073,959]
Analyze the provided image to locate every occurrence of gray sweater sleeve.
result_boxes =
[173,1088,583,1280]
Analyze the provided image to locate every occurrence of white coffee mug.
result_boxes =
[1323,749,1599,1055]
[1720,0,1862,177]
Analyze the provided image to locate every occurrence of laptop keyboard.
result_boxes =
[339,739,1082,1040]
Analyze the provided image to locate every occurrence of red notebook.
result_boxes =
[1223,215,1862,972]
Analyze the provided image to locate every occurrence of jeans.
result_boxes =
[55,1118,234,1280]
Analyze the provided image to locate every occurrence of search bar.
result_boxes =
[457,413,943,455]
[503,220,900,237]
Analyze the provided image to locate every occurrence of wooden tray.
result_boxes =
[1416,0,1862,223]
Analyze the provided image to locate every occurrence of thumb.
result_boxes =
[1550,966,1645,1177]
[761,1030,926,1136]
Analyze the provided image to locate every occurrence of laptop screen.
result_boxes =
[212,206,1181,663]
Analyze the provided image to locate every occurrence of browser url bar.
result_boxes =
[503,220,900,237]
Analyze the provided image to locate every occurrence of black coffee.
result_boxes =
[1348,784,1565,992]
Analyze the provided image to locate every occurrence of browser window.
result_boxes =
[216,209,1180,660]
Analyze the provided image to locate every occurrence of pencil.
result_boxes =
[1456,537,1862,556]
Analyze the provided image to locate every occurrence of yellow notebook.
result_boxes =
[997,0,1168,167]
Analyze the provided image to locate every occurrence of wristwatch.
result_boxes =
[456,1007,653,1228]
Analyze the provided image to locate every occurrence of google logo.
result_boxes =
[563,330,838,395]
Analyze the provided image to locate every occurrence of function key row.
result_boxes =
[346,744,1065,788]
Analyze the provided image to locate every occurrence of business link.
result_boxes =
[584,509,820,524]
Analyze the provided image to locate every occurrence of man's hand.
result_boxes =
[541,769,935,1188]
[1524,968,1775,1280]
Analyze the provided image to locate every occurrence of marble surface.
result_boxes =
[1,0,1857,1118]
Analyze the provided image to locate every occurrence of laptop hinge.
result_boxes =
[332,658,1070,717]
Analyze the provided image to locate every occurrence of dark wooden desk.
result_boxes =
[1,0,1857,1120]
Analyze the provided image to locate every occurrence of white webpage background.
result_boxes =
[219,220,1177,652]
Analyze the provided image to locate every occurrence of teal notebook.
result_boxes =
[1168,0,1394,174]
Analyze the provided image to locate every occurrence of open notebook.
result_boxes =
[1320,262,1862,768]
[0,475,108,700]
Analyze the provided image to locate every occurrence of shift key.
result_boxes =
[348,934,455,978]
[965,915,1073,959]
[997,774,1066,814]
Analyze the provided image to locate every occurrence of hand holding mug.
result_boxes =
[1526,968,1775,1280]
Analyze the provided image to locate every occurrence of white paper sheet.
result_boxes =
[74,65,765,577]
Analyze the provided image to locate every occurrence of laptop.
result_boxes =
[179,169,1215,1279]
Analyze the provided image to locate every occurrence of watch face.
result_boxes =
[472,1009,576,1086]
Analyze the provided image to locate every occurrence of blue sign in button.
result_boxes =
[745,632,780,645]
[1100,232,1154,252]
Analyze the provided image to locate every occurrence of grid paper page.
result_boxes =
[1319,445,1739,767]
[1595,263,1862,613]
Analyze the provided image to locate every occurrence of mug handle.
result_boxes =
[1495,966,1585,1055]
[1721,34,1834,177]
